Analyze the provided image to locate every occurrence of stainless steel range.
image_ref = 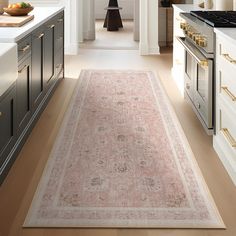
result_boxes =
[177,11,236,135]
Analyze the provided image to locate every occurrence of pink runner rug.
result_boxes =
[24,70,224,228]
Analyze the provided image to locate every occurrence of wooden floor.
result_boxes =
[79,20,139,50]
[0,48,236,236]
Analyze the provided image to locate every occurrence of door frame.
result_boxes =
[80,0,140,43]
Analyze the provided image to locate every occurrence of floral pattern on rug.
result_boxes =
[24,70,224,228]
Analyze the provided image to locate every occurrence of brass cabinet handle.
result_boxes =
[57,18,63,22]
[0,112,2,116]
[19,44,30,52]
[38,33,44,39]
[221,128,236,148]
[18,65,27,73]
[222,53,236,64]
[221,86,236,102]
[49,24,55,29]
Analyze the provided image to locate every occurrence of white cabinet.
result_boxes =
[214,34,236,186]
[172,6,186,96]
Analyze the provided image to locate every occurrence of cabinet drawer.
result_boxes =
[0,86,16,167]
[218,103,236,151]
[32,26,45,41]
[18,35,31,62]
[217,69,236,110]
[217,36,236,72]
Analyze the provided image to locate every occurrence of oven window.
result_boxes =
[197,64,207,101]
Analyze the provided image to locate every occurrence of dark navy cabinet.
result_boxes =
[0,85,16,180]
[0,10,64,184]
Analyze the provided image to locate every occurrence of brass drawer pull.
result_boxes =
[222,53,236,64]
[221,86,236,102]
[57,18,63,22]
[19,44,30,52]
[221,128,236,148]
[49,24,55,29]
[38,33,44,39]
[18,65,27,73]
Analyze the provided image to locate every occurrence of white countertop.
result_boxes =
[0,43,17,97]
[172,4,204,12]
[214,28,236,44]
[0,7,64,43]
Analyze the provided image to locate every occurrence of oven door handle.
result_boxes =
[176,37,209,67]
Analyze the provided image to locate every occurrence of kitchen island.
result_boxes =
[0,7,64,184]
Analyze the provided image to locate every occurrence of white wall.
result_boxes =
[95,0,134,20]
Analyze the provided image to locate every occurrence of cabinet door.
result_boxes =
[32,29,44,110]
[44,21,55,86]
[16,57,31,135]
[0,86,16,167]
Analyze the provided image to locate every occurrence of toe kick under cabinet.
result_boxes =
[0,10,64,184]
[214,33,236,186]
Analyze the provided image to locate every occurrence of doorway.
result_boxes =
[80,0,140,50]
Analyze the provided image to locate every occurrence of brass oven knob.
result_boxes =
[198,38,207,47]
[195,36,201,45]
[195,36,206,47]
[192,33,200,41]
[187,30,194,38]
[180,22,187,30]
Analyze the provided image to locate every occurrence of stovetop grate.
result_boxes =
[190,11,236,27]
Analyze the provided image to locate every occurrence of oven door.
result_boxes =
[177,37,213,133]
